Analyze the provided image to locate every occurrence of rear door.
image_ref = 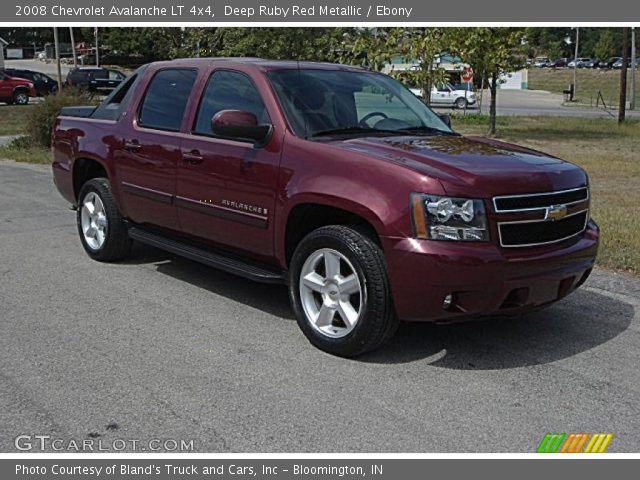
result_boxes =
[114,67,198,231]
[176,68,281,258]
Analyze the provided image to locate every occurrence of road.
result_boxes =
[1,160,639,453]
[434,89,640,118]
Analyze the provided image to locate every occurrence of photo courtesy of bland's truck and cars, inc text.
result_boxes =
[0,0,639,477]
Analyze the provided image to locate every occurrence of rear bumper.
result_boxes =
[382,220,599,322]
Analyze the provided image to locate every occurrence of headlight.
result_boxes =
[410,193,489,241]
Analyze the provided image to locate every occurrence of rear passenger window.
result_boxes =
[139,69,197,132]
[193,70,269,135]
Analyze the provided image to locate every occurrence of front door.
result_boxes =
[176,69,281,259]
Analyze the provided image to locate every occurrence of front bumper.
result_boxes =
[382,220,599,322]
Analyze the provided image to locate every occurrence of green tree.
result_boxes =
[452,28,527,135]
[341,28,451,106]
[213,28,346,61]
[594,30,616,61]
[102,28,185,61]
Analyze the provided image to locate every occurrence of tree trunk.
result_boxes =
[488,70,498,136]
[424,62,433,106]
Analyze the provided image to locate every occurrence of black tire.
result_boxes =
[289,225,399,357]
[13,91,29,105]
[455,97,467,109]
[77,177,132,261]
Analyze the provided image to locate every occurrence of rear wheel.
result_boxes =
[13,91,29,105]
[77,178,131,261]
[289,225,398,357]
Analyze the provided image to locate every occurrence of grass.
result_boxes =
[0,104,34,135]
[528,68,640,107]
[0,143,50,164]
[453,115,640,275]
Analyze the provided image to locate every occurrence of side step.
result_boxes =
[128,227,286,284]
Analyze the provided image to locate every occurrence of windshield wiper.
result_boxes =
[311,126,400,138]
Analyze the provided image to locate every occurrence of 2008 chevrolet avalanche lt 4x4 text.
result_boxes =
[52,58,599,357]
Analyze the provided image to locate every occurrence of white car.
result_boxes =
[410,84,477,109]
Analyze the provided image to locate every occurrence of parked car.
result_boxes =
[533,57,551,68]
[51,58,599,357]
[411,84,477,109]
[568,58,594,68]
[550,58,570,68]
[612,58,640,69]
[599,57,620,69]
[3,68,57,96]
[65,67,127,93]
[0,70,37,105]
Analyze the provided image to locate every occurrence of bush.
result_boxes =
[25,88,98,148]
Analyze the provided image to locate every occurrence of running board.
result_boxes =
[128,227,286,284]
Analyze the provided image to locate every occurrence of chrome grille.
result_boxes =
[493,187,588,212]
[493,187,590,248]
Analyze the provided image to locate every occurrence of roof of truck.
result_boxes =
[163,57,369,72]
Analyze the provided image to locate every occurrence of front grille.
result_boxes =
[499,210,588,247]
[494,187,588,212]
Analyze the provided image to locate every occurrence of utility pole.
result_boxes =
[69,27,77,68]
[619,27,629,124]
[631,27,636,110]
[572,27,580,101]
[53,27,63,95]
[94,27,100,67]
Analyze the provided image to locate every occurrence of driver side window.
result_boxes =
[193,70,270,136]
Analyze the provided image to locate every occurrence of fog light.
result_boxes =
[443,293,454,310]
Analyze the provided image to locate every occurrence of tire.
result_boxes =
[13,91,29,105]
[77,177,132,261]
[455,97,467,109]
[289,225,399,357]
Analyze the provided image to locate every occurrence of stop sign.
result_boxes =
[462,66,474,82]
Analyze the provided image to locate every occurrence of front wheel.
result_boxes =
[289,225,399,357]
[13,91,29,105]
[455,97,468,109]
[77,178,132,261]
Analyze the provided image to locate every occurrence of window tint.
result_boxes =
[194,70,269,135]
[92,70,108,80]
[139,69,197,131]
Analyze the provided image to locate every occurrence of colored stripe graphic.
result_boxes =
[537,433,565,453]
[537,433,613,453]
[584,433,613,453]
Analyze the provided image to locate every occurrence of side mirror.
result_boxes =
[438,114,451,127]
[212,110,271,145]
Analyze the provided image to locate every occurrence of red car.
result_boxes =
[0,70,37,105]
[51,58,598,357]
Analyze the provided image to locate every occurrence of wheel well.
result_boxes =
[284,203,381,265]
[73,158,107,200]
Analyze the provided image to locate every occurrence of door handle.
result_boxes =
[123,139,141,152]
[182,150,204,165]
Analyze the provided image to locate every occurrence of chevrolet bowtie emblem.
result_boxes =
[546,204,568,221]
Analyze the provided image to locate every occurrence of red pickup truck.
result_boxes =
[0,70,37,105]
[52,58,598,357]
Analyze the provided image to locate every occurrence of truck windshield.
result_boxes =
[267,69,453,138]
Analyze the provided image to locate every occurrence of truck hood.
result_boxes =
[335,134,587,197]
